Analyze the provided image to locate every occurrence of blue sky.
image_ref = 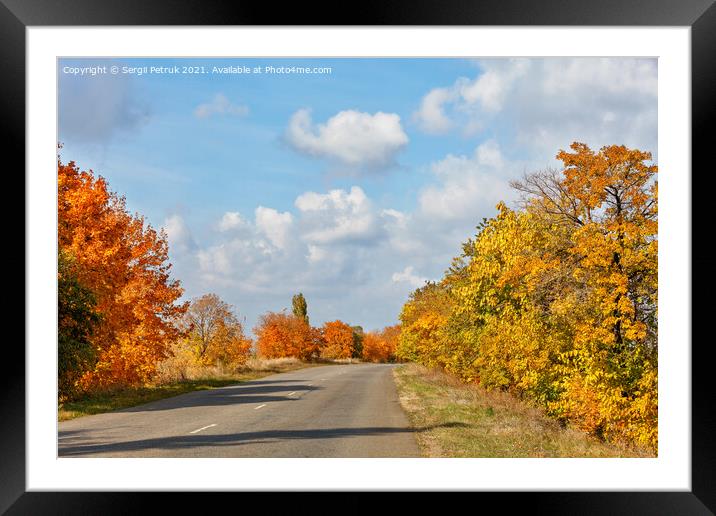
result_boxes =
[58,57,657,332]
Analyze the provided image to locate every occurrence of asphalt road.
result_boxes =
[58,363,420,457]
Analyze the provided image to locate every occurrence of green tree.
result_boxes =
[292,293,309,324]
[58,250,99,401]
[350,325,364,359]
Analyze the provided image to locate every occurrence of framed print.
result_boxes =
[6,0,715,512]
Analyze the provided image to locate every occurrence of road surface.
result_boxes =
[58,363,420,457]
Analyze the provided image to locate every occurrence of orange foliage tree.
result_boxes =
[320,320,356,359]
[254,312,322,361]
[58,158,187,390]
[362,325,401,362]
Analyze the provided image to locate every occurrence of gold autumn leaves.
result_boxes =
[395,143,658,450]
[58,141,657,451]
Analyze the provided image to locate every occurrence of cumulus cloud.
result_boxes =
[285,109,408,169]
[414,59,529,134]
[162,214,196,254]
[198,244,233,276]
[391,266,427,288]
[457,59,530,111]
[218,211,249,232]
[295,186,380,245]
[196,193,388,311]
[413,87,457,134]
[414,58,658,161]
[255,206,293,250]
[194,93,249,119]
[381,209,408,228]
[419,140,515,222]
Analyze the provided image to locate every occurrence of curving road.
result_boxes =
[58,363,420,457]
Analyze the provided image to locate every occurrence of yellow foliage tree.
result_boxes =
[182,293,252,368]
[397,142,658,451]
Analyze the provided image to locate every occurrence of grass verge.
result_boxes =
[393,363,653,458]
[59,358,323,422]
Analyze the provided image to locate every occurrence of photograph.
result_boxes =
[56,56,658,459]
[0,0,710,506]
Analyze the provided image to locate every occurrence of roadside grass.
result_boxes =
[59,358,323,422]
[393,363,653,458]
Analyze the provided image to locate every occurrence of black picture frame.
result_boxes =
[5,0,714,512]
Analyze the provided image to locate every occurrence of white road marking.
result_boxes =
[189,423,217,434]
[254,404,267,410]
[287,391,296,396]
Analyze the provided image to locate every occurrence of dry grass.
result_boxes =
[393,363,653,458]
[59,357,322,422]
[318,357,363,364]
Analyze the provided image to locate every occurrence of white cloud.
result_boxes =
[419,140,514,222]
[457,59,530,111]
[381,209,408,228]
[198,244,232,276]
[475,139,504,168]
[218,211,249,232]
[413,87,456,134]
[414,58,658,161]
[255,206,293,250]
[540,58,656,97]
[391,266,427,288]
[194,93,249,119]
[414,59,529,133]
[285,109,408,169]
[296,186,380,244]
[162,214,195,254]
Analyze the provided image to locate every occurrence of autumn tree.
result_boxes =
[292,293,309,324]
[380,325,401,360]
[511,143,658,351]
[517,143,657,446]
[182,294,252,367]
[396,281,454,369]
[58,157,187,390]
[362,333,383,362]
[362,325,401,363]
[395,142,658,451]
[255,312,322,361]
[321,320,356,359]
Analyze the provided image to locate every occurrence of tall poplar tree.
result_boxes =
[292,293,309,324]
